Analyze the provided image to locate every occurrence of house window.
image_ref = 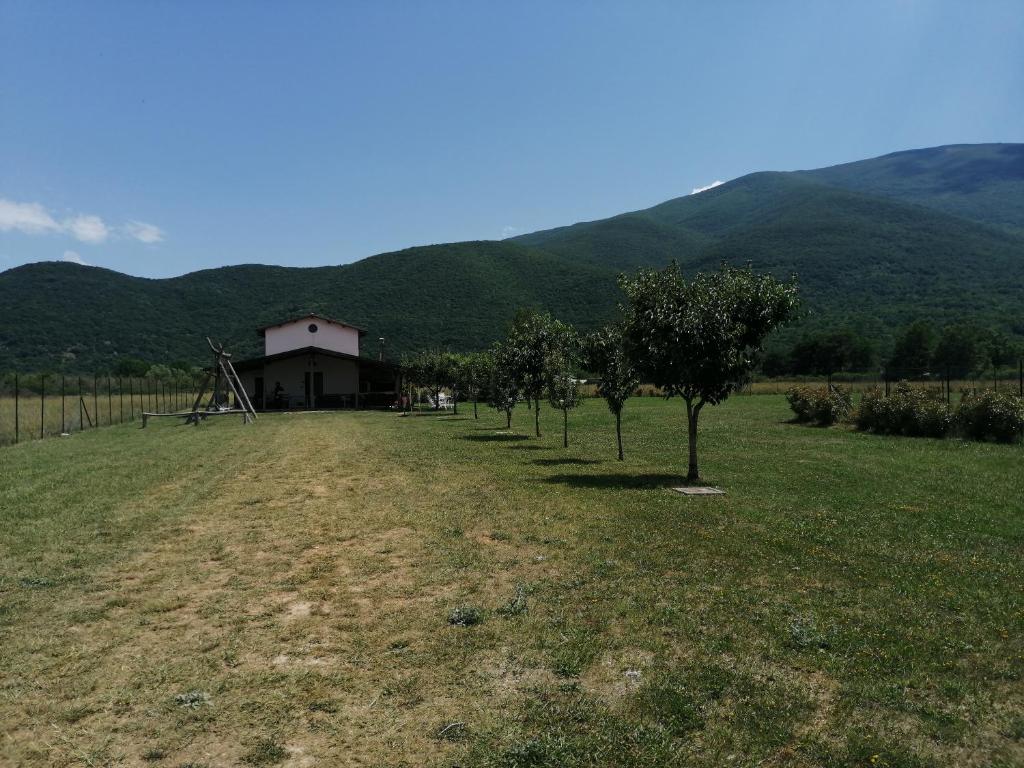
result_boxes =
[308,323,318,333]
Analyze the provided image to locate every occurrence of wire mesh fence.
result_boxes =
[0,374,206,446]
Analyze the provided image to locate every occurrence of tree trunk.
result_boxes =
[506,408,512,429]
[562,408,568,448]
[473,398,478,419]
[535,396,541,438]
[453,391,458,415]
[685,397,700,482]
[615,409,624,461]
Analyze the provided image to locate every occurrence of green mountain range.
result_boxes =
[1,143,1022,371]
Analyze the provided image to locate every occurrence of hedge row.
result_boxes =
[787,383,1024,443]
[786,385,852,426]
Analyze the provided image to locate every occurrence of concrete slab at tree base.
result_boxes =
[671,486,725,496]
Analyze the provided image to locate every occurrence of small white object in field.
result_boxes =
[671,486,725,496]
[60,432,70,437]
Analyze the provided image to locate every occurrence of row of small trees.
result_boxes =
[404,263,800,482]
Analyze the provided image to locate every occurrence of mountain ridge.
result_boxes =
[2,143,1022,371]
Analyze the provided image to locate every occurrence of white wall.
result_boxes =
[264,318,360,356]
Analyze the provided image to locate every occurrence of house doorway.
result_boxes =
[304,371,324,408]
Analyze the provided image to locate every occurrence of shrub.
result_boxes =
[957,391,1024,443]
[854,383,953,438]
[786,385,852,426]
[447,606,483,626]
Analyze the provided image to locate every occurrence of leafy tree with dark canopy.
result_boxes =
[887,321,935,376]
[585,326,639,460]
[620,262,800,482]
[789,328,875,381]
[932,324,988,379]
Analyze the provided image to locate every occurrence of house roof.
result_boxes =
[233,345,398,372]
[256,313,368,337]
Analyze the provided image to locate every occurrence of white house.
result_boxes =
[233,313,399,409]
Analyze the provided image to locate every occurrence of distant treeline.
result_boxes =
[761,321,1022,379]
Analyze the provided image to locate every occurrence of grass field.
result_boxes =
[1,397,1021,767]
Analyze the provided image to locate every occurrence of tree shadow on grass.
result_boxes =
[461,433,531,442]
[508,444,553,451]
[532,458,604,466]
[542,473,684,489]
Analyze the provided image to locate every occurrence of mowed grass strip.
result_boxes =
[1,397,1021,767]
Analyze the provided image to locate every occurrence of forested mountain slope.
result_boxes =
[2,144,1022,371]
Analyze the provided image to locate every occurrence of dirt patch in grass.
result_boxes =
[581,648,654,703]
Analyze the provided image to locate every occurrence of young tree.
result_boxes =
[488,343,520,429]
[463,351,492,419]
[505,310,575,438]
[585,326,639,460]
[546,351,581,448]
[439,352,465,415]
[403,350,445,409]
[620,262,799,482]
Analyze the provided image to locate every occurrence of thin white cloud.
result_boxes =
[500,225,519,239]
[64,214,109,243]
[0,197,164,245]
[62,250,89,266]
[0,198,61,235]
[691,180,725,195]
[123,220,165,243]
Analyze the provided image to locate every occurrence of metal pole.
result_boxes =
[129,378,134,420]
[78,377,84,431]
[40,374,45,440]
[14,373,18,444]
[61,375,66,434]
[93,375,98,428]
[107,376,112,425]
[119,377,123,423]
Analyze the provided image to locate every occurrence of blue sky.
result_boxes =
[1,1,1022,278]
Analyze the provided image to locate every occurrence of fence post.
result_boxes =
[129,378,135,420]
[1020,359,1023,397]
[40,374,46,440]
[78,376,84,432]
[119,377,124,423]
[93,375,99,428]
[14,373,19,444]
[107,376,112,426]
[61,375,66,434]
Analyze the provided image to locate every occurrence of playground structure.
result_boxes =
[142,338,258,428]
